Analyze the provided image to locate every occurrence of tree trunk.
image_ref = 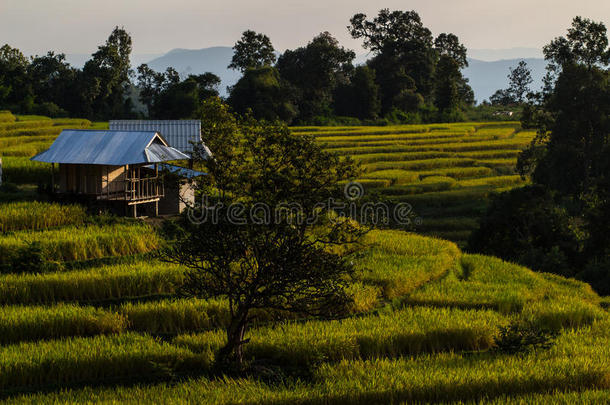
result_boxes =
[216,310,249,368]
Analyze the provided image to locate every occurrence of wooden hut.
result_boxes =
[31,129,199,217]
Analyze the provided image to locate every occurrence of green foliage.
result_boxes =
[166,101,364,365]
[0,333,211,394]
[137,65,220,119]
[468,186,583,276]
[0,217,605,402]
[227,66,296,122]
[531,64,609,197]
[277,32,355,121]
[334,66,381,120]
[0,304,128,345]
[472,18,610,292]
[0,157,51,184]
[228,30,276,72]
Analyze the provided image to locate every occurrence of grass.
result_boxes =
[174,306,508,368]
[355,230,461,299]
[0,111,16,123]
[0,157,51,184]
[0,261,184,305]
[403,254,600,317]
[1,117,533,245]
[0,201,87,233]
[0,304,128,344]
[0,227,603,403]
[310,121,534,245]
[6,321,610,404]
[362,169,419,185]
[119,298,230,334]
[0,333,210,395]
[0,224,161,266]
[1,115,607,403]
[362,157,477,172]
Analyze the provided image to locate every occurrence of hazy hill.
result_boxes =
[145,47,241,96]
[464,57,548,103]
[467,47,543,61]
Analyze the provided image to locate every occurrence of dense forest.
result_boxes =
[469,16,610,294]
[0,10,530,124]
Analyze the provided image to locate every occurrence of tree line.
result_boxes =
[224,10,474,124]
[469,16,610,294]
[0,9,477,124]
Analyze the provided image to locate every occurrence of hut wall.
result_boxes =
[59,164,129,196]
[158,181,194,215]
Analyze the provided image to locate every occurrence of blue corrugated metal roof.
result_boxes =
[31,130,190,165]
[109,120,204,155]
[144,164,207,179]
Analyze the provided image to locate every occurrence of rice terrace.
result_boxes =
[0,2,609,404]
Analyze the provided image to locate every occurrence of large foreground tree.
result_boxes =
[162,99,363,367]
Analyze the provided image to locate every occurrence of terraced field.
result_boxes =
[0,111,91,185]
[1,112,531,246]
[2,111,609,402]
[0,208,608,403]
[296,122,534,246]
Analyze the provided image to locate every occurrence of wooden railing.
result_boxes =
[126,177,164,201]
[98,177,164,202]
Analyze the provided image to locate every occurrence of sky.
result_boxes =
[1,0,609,57]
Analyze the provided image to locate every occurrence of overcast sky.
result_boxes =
[1,0,608,57]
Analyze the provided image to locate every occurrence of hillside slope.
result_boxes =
[0,218,607,403]
[1,110,609,402]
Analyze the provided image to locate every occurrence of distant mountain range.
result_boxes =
[66,46,548,103]
[463,57,547,103]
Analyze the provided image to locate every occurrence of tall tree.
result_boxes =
[136,63,166,114]
[433,33,473,115]
[137,65,219,119]
[434,33,468,69]
[507,60,533,103]
[228,30,276,72]
[82,26,134,119]
[544,16,609,73]
[163,98,363,367]
[151,72,220,119]
[277,32,355,120]
[349,9,437,109]
[0,44,32,111]
[228,66,297,122]
[28,52,78,116]
[334,65,381,120]
[472,16,610,293]
[434,55,461,114]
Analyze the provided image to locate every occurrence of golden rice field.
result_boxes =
[1,111,609,403]
[293,122,535,247]
[0,218,607,403]
[1,111,529,245]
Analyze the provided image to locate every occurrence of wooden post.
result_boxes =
[155,200,159,217]
[132,204,137,218]
[51,163,55,193]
